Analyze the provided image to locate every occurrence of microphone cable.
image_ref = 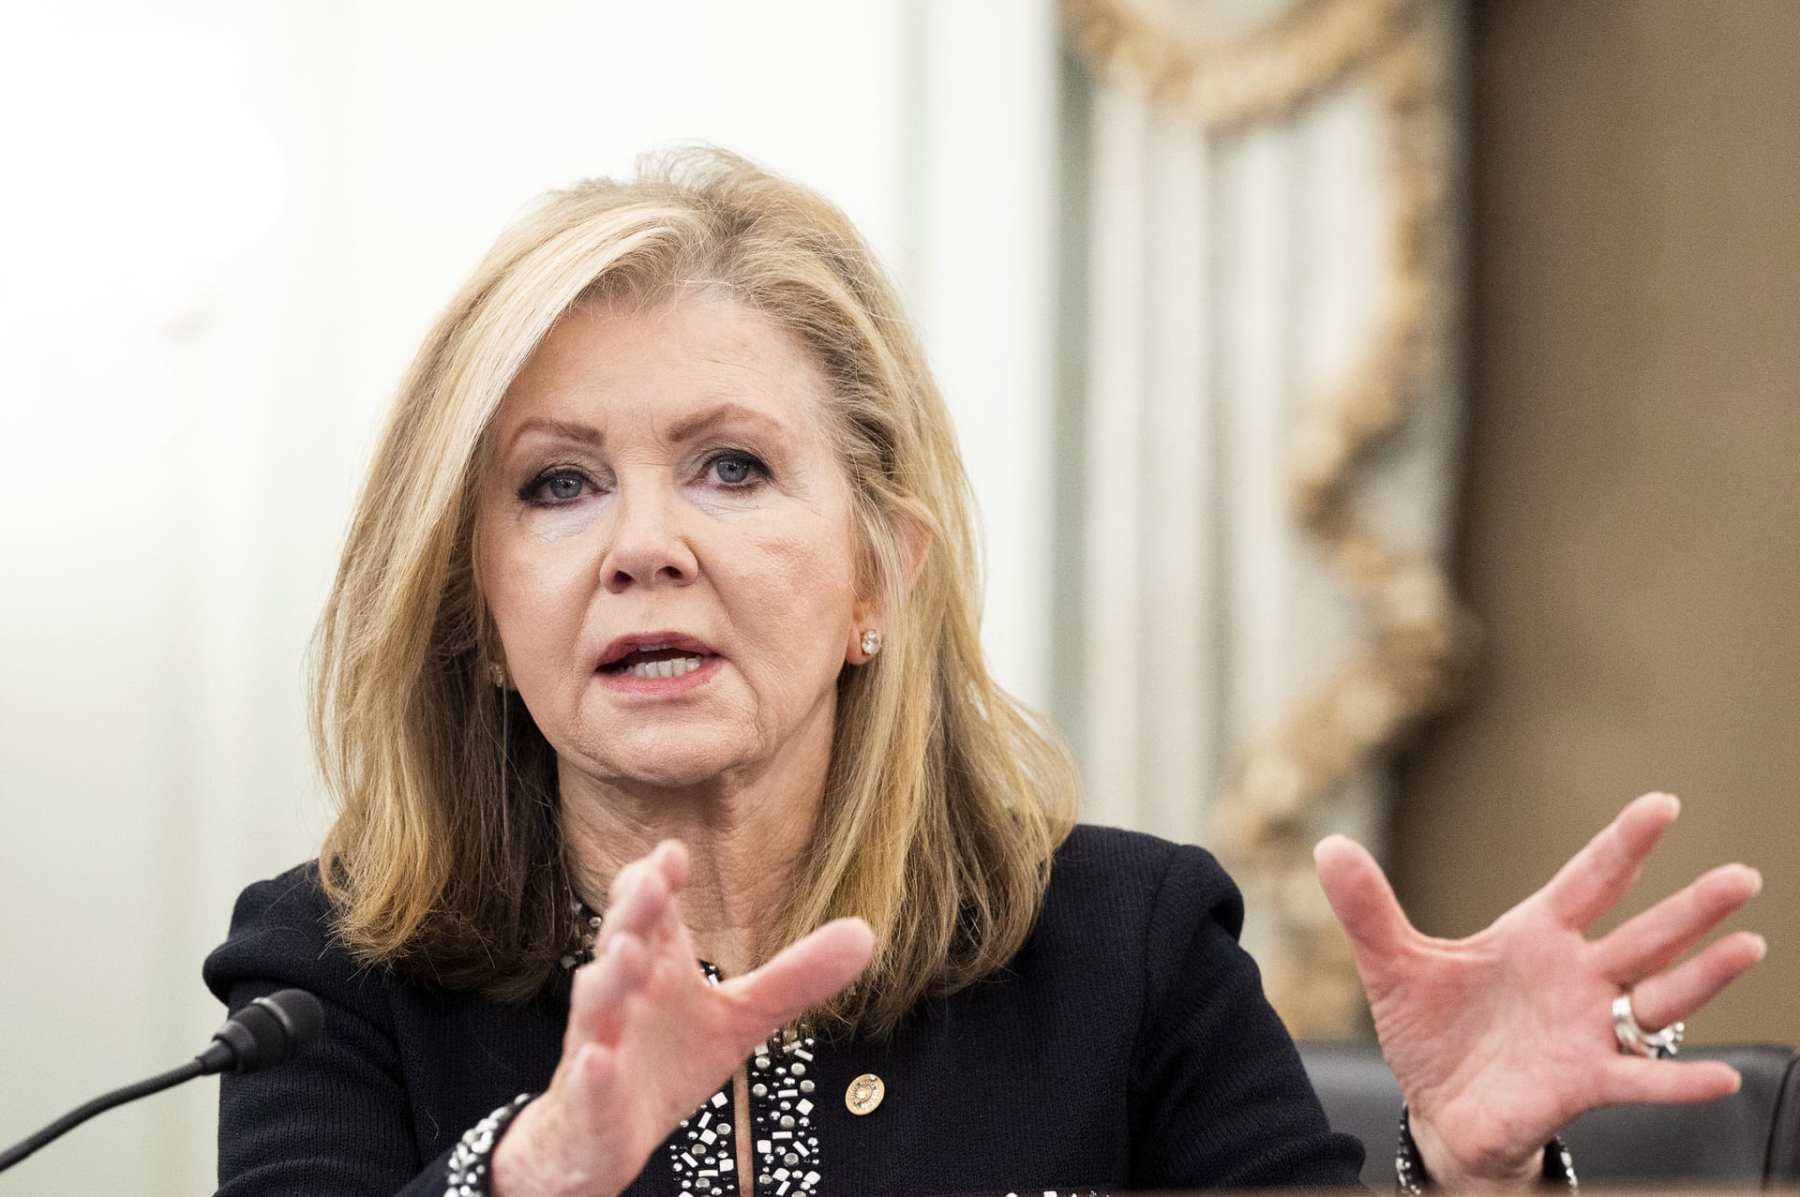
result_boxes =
[0,988,324,1174]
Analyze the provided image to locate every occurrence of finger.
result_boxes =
[1592,863,1762,982]
[565,932,651,1054]
[1541,792,1680,930]
[1314,835,1414,964]
[606,853,654,911]
[653,839,690,893]
[602,859,671,941]
[727,917,875,1031]
[642,857,691,958]
[1629,930,1767,1030]
[1599,1056,1741,1106]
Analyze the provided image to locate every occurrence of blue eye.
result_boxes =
[522,468,590,505]
[708,451,768,488]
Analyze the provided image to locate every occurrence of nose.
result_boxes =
[598,480,699,593]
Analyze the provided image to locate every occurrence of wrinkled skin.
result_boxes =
[1316,792,1765,1188]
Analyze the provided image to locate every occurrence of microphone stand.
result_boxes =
[0,1059,205,1173]
[0,988,322,1175]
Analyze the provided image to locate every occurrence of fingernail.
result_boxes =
[1750,933,1768,960]
[1748,867,1764,896]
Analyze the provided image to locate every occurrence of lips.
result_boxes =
[597,631,719,671]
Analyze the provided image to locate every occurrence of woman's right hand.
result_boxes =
[491,840,875,1197]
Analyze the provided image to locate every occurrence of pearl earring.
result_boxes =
[860,628,882,658]
[486,661,508,688]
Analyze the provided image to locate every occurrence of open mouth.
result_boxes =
[600,646,713,680]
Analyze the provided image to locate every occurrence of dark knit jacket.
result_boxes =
[203,824,1365,1195]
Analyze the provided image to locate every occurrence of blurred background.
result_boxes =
[1,1,1794,1191]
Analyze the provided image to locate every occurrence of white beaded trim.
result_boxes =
[749,1027,821,1193]
[1395,1105,1577,1194]
[443,1092,531,1197]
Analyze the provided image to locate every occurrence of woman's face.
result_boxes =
[477,293,865,792]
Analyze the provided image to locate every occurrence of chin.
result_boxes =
[619,756,736,789]
[586,729,747,790]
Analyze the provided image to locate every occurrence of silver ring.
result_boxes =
[1612,992,1685,1059]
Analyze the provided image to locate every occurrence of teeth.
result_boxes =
[629,655,702,679]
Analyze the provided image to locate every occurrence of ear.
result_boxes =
[846,508,932,665]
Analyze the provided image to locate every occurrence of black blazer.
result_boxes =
[203,824,1364,1195]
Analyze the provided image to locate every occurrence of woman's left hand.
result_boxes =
[1315,792,1766,1188]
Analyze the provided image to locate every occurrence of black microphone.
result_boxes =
[0,989,324,1174]
[196,989,325,1076]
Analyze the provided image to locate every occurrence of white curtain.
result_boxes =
[1058,0,1468,1034]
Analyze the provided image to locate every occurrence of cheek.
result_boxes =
[479,522,598,663]
[725,521,857,658]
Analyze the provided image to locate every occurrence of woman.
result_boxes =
[205,150,1765,1196]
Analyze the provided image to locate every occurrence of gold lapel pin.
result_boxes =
[845,1073,885,1116]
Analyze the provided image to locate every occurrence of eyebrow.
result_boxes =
[507,402,788,451]
[509,417,601,449]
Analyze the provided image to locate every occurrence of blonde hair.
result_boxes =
[313,148,1079,1035]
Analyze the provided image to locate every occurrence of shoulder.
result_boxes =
[217,860,332,933]
[202,861,391,1018]
[208,861,334,958]
[1041,823,1246,945]
[994,823,1252,1028]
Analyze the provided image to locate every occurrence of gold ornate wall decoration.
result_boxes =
[1064,0,1408,131]
[1065,1,1476,1036]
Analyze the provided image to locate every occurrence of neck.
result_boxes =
[559,754,827,979]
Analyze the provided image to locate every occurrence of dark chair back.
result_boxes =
[1297,1040,1800,1189]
